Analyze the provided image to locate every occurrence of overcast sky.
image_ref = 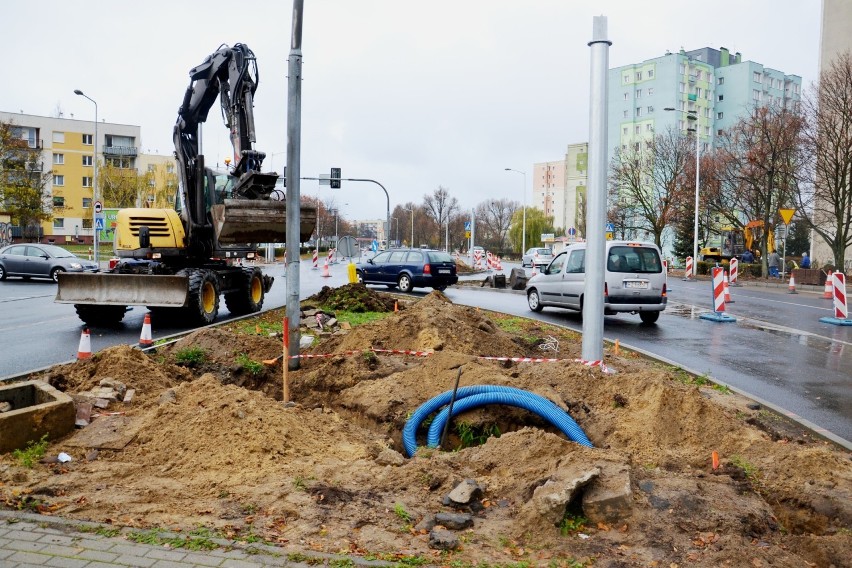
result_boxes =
[3,0,821,222]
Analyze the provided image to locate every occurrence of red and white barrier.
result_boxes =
[724,270,733,303]
[495,256,503,270]
[729,257,739,285]
[832,273,848,319]
[700,266,736,322]
[486,251,494,270]
[312,249,319,270]
[474,249,483,269]
[684,256,694,281]
[327,248,334,265]
[788,273,798,294]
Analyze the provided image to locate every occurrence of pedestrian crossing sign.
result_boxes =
[95,217,104,230]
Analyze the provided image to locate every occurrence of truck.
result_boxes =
[56,43,316,326]
[699,220,775,263]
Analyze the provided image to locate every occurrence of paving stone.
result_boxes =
[38,543,84,557]
[38,533,80,546]
[6,528,45,542]
[145,547,189,561]
[181,551,228,566]
[75,547,120,562]
[46,557,89,568]
[8,550,51,564]
[112,554,158,567]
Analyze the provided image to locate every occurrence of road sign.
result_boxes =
[94,201,102,214]
[464,221,471,231]
[371,240,378,252]
[606,232,614,241]
[337,236,358,258]
[568,227,576,236]
[465,231,471,239]
[330,167,342,189]
[606,222,614,232]
[779,208,795,225]
[95,217,104,231]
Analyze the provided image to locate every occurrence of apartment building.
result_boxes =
[0,111,141,244]
[530,143,587,236]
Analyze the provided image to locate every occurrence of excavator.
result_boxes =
[699,220,775,262]
[56,43,316,326]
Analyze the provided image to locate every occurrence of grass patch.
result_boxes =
[393,503,413,523]
[12,434,49,468]
[456,422,501,449]
[126,526,219,551]
[712,383,732,394]
[559,510,588,536]
[235,320,282,336]
[334,310,391,327]
[235,353,264,376]
[174,346,207,366]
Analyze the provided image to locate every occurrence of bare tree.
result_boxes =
[711,105,806,274]
[423,186,459,251]
[99,160,142,208]
[472,198,516,252]
[608,127,694,248]
[798,51,852,268]
[0,120,53,240]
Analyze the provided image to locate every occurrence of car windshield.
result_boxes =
[607,245,661,273]
[38,245,75,258]
[427,251,454,263]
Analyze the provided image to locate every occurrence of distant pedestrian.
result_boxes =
[767,250,781,278]
[741,249,755,263]
[800,252,811,269]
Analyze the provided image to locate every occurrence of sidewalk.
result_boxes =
[0,511,391,568]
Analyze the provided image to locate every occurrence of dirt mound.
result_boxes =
[304,283,397,312]
[2,288,850,566]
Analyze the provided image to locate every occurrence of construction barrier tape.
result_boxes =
[370,348,433,357]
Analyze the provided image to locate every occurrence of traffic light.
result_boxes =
[330,167,341,189]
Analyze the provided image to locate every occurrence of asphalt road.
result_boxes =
[1,260,850,445]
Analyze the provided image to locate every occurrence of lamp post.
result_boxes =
[74,89,98,264]
[394,217,399,246]
[664,106,700,277]
[404,208,414,247]
[504,168,527,255]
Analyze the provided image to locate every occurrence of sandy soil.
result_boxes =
[1,285,850,567]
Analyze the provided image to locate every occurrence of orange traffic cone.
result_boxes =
[139,313,154,347]
[823,271,833,299]
[788,273,798,294]
[77,329,92,359]
[724,271,733,303]
[321,259,331,278]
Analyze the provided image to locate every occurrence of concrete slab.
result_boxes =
[0,381,75,454]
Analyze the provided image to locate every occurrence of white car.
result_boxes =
[522,247,554,268]
[525,241,668,324]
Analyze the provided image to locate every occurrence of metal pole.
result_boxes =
[74,90,98,264]
[693,116,700,278]
[285,0,305,371]
[582,16,611,363]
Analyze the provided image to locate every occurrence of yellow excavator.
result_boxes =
[699,220,775,262]
[56,43,316,326]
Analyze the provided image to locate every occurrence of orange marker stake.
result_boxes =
[712,451,720,470]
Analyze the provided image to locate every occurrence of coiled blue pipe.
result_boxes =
[402,385,593,457]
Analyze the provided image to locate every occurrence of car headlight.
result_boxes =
[70,263,82,269]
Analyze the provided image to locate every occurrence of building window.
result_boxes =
[53,175,64,186]
[635,71,642,81]
[634,125,641,134]
[82,218,92,229]
[53,153,64,165]
[718,76,725,85]
[53,132,65,144]
[753,71,762,83]
[82,155,93,166]
[82,197,92,209]
[696,87,702,98]
[53,218,65,229]
[623,110,628,118]
[647,105,654,113]
[717,129,724,136]
[623,92,629,101]
[166,164,174,173]
[83,134,93,145]
[147,164,156,172]
[82,176,92,187]
[648,69,654,78]
[679,82,685,93]
[695,70,702,81]
[645,124,653,132]
[636,107,642,117]
[679,64,686,74]
[752,89,761,101]
[623,127,629,136]
[635,89,642,98]
[718,94,724,101]
[704,126,711,136]
[167,195,175,204]
[623,74,630,84]
[705,108,711,118]
[648,87,654,96]
[53,196,65,208]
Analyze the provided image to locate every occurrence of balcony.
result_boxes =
[103,146,138,157]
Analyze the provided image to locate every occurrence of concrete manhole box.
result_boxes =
[0,380,75,454]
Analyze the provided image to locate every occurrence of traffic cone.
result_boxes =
[724,271,733,303]
[77,329,92,359]
[823,271,833,299]
[321,259,331,277]
[788,273,798,294]
[139,313,154,347]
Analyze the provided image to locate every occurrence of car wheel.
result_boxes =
[356,271,364,284]
[224,267,265,316]
[398,274,413,293]
[640,311,660,324]
[435,285,447,291]
[527,289,543,312]
[0,265,6,281]
[50,267,65,283]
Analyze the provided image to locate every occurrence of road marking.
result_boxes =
[0,294,56,303]
[731,292,833,311]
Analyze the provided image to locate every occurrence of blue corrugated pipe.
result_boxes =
[402,385,592,457]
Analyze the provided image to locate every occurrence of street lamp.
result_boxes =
[394,217,399,246]
[504,168,527,254]
[664,107,700,277]
[404,208,414,247]
[74,89,99,264]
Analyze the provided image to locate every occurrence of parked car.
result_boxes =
[522,247,554,268]
[0,243,99,282]
[525,240,667,324]
[355,248,458,292]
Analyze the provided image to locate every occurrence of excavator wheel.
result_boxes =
[224,267,265,316]
[181,269,220,326]
[74,304,128,327]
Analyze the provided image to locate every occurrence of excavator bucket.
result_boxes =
[211,200,317,244]
[55,273,189,307]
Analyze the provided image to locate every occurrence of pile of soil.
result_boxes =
[1,285,850,567]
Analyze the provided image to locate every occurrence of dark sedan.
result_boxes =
[355,248,458,292]
[0,244,99,282]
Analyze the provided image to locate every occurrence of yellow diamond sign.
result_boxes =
[779,208,795,225]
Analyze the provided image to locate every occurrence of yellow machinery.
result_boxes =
[700,220,775,262]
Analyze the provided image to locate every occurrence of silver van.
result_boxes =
[525,241,667,324]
